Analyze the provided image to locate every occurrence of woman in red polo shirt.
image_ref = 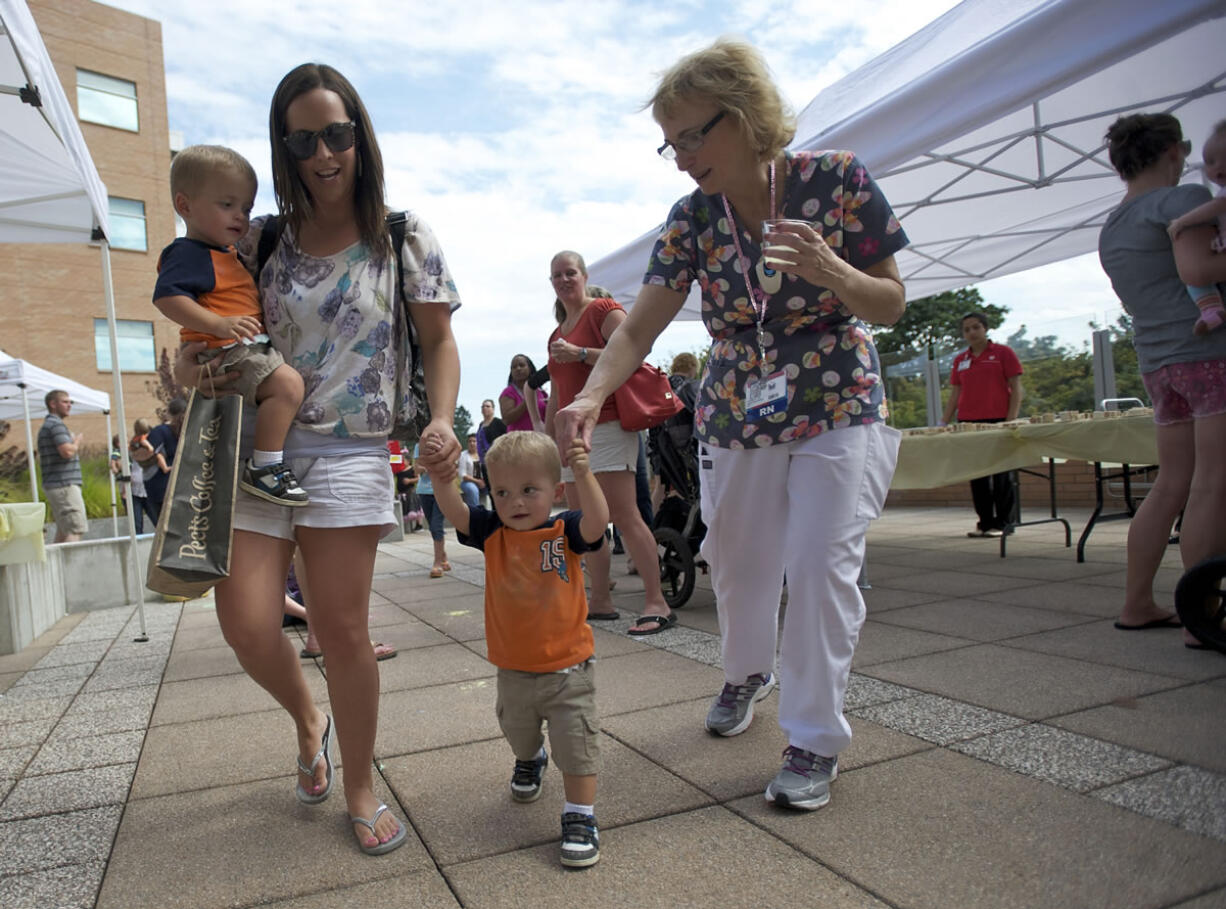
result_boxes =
[941,312,1025,537]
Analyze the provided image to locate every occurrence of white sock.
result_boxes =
[252,449,282,468]
[563,801,593,817]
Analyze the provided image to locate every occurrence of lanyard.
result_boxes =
[721,159,775,375]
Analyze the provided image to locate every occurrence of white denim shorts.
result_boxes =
[561,421,638,483]
[232,452,396,542]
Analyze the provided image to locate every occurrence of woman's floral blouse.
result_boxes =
[644,150,907,449]
[239,212,460,439]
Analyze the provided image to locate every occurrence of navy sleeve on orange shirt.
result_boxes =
[153,238,216,302]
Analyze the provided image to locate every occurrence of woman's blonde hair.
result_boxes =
[650,38,795,161]
[551,250,588,324]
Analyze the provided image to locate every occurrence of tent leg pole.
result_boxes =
[100,241,148,641]
[107,411,118,537]
[20,384,37,502]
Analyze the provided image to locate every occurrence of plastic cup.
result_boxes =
[761,218,811,266]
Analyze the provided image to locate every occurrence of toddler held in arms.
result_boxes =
[1168,120,1226,335]
[152,145,307,506]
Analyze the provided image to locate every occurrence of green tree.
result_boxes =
[454,404,473,441]
[874,287,1007,356]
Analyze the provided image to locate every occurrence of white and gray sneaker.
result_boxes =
[765,746,838,810]
[705,672,776,737]
[241,460,309,507]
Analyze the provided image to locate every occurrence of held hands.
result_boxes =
[417,421,461,479]
[554,397,598,465]
[567,439,590,479]
[764,221,849,288]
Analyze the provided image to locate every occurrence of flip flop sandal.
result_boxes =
[1113,616,1182,630]
[441,561,452,571]
[372,641,398,661]
[295,714,334,804]
[587,611,621,621]
[351,804,407,855]
[429,567,444,579]
[299,647,323,659]
[627,613,677,636]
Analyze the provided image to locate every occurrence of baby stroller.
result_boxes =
[648,378,705,609]
[1175,555,1226,653]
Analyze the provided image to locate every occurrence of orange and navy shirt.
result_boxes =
[459,508,603,673]
[153,237,263,348]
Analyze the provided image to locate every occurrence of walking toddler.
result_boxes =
[428,430,608,868]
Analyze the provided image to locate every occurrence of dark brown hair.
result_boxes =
[268,63,389,261]
[1105,113,1183,181]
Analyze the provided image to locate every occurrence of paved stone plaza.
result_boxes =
[1,506,1223,908]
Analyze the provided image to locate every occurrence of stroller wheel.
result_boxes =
[655,526,695,610]
[1175,556,1226,653]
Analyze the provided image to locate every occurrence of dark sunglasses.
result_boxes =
[283,121,357,161]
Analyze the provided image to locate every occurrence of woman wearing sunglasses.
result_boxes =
[556,40,906,811]
[177,63,461,855]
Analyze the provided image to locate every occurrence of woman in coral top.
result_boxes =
[545,251,672,635]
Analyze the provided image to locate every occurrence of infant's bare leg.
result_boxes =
[253,364,304,453]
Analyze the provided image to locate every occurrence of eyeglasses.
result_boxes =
[283,121,357,161]
[657,111,726,161]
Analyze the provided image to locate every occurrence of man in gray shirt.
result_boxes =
[37,390,87,542]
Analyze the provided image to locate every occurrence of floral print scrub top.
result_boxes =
[644,150,907,450]
[238,213,460,440]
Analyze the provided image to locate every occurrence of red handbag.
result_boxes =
[612,363,684,432]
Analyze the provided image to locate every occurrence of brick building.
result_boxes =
[2,0,177,459]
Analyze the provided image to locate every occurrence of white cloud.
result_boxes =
[105,0,1109,416]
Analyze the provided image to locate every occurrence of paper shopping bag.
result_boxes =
[146,391,242,598]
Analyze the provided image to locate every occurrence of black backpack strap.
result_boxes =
[385,211,408,300]
[256,215,281,277]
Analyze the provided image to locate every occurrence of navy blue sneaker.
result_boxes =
[560,812,600,868]
[510,748,548,803]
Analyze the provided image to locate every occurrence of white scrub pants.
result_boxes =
[698,422,899,758]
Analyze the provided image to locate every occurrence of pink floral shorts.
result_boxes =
[1141,358,1226,425]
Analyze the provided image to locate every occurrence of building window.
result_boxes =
[94,319,156,372]
[76,69,138,132]
[107,197,147,251]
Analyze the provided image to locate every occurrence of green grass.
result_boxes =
[0,447,125,521]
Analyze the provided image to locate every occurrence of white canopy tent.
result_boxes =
[0,348,111,505]
[588,0,1226,314]
[1,0,146,628]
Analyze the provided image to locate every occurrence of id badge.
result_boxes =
[745,371,787,421]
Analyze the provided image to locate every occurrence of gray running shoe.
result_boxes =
[765,746,838,810]
[510,748,548,802]
[705,672,776,737]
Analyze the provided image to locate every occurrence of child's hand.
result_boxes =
[422,432,444,456]
[433,459,459,484]
[220,315,261,342]
[567,439,590,478]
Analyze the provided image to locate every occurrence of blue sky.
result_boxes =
[104,0,1123,421]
